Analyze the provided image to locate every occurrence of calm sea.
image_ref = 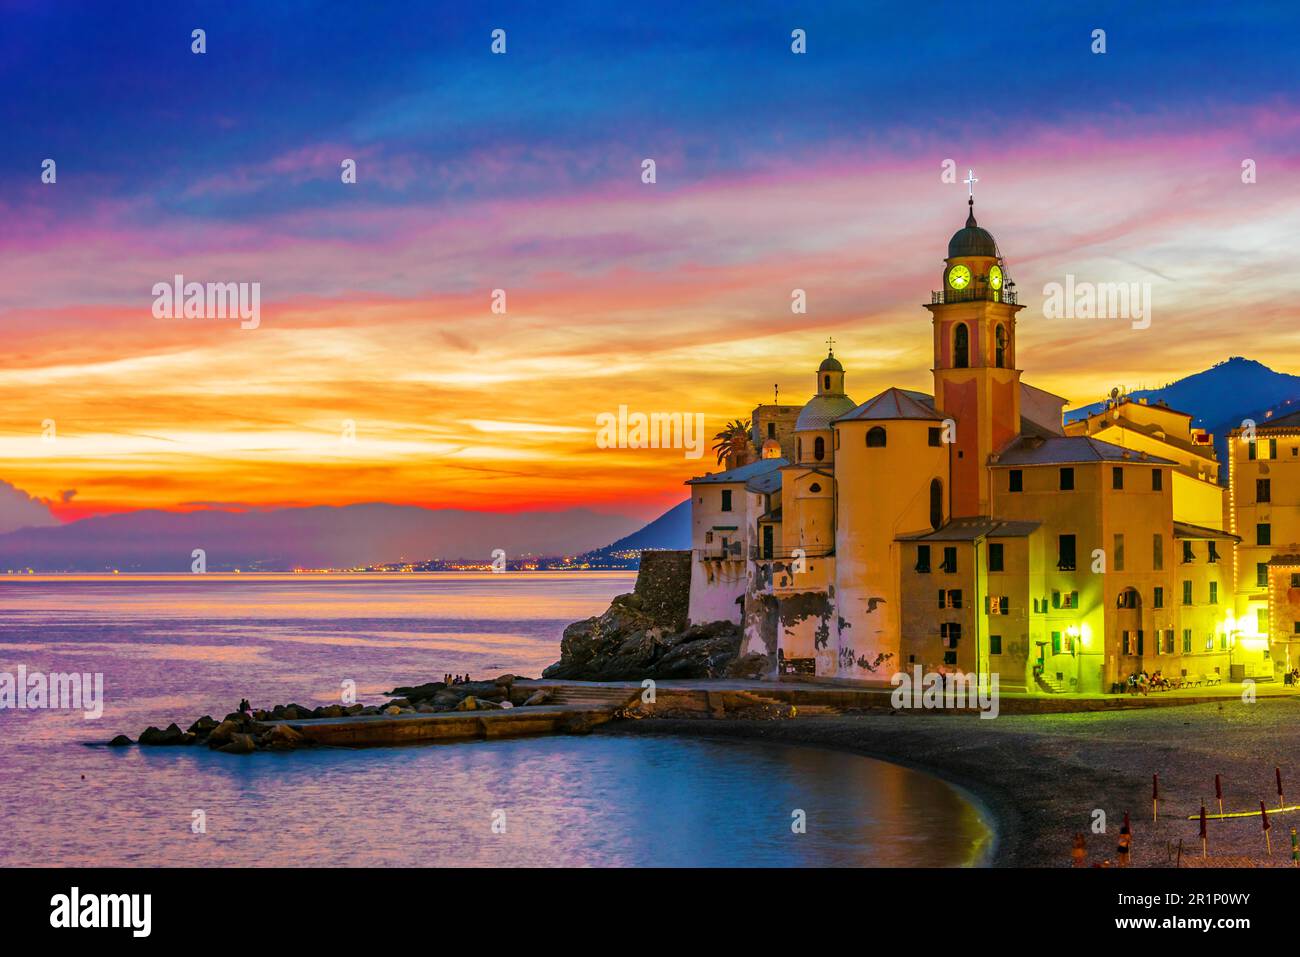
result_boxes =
[0,573,991,866]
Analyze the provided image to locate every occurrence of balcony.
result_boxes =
[695,544,744,562]
[930,288,1017,306]
[749,545,835,561]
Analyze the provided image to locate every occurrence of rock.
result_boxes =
[218,732,256,755]
[282,707,300,720]
[494,674,515,687]
[432,690,465,710]
[344,704,366,715]
[108,734,133,747]
[415,704,436,713]
[139,723,186,746]
[359,706,382,716]
[319,704,344,718]
[725,652,772,679]
[559,712,599,735]
[267,724,305,751]
[522,690,553,707]
[384,698,411,710]
[207,719,241,747]
[455,696,478,711]
[187,715,218,735]
[474,698,504,710]
[382,705,402,716]
[385,681,445,702]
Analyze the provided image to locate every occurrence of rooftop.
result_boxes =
[992,435,1177,468]
[685,456,788,486]
[836,386,945,423]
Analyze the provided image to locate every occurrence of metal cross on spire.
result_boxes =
[964,168,979,200]
[826,335,836,355]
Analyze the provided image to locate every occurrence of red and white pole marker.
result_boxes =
[1215,773,1223,816]
[1262,801,1273,857]
[1278,767,1285,809]
[1200,804,1208,858]
[1152,773,1159,822]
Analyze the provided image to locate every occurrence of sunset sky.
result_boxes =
[2,2,1298,525]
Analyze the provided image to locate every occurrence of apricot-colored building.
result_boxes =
[686,200,1274,692]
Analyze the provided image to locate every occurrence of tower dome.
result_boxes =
[947,199,998,259]
[818,353,843,373]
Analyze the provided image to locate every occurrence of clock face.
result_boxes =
[989,265,1003,290]
[948,264,971,289]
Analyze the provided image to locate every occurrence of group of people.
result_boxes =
[1126,670,1172,695]
[1285,668,1300,686]
[443,673,472,685]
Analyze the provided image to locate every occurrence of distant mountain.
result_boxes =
[0,503,641,572]
[1065,358,1300,483]
[578,499,691,566]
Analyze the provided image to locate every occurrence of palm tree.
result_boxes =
[712,418,752,466]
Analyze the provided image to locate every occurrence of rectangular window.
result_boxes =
[915,545,931,573]
[767,422,776,439]
[1220,633,1228,651]
[928,427,942,447]
[1152,468,1163,491]
[1207,541,1219,563]
[1209,581,1218,605]
[1057,534,1077,571]
[720,489,732,512]
[948,589,962,609]
[1137,630,1144,656]
[1113,533,1125,571]
[1153,534,1164,571]
[1059,467,1075,491]
[1205,634,1214,652]
[1061,590,1078,609]
[1257,478,1271,503]
[1112,466,1124,490]
[1182,541,1195,563]
[1051,631,1062,655]
[1182,629,1192,654]
[985,595,1009,615]
[1293,573,1300,589]
[1182,580,1193,605]
[940,622,961,648]
[1258,563,1269,588]
[1009,469,1023,493]
[1271,438,1278,458]
[988,542,1004,572]
[1154,587,1164,609]
[1258,523,1272,546]
[989,634,1002,655]
[941,546,957,573]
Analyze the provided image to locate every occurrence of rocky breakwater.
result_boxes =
[108,674,558,755]
[543,590,768,681]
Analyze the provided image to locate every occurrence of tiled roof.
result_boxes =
[992,435,1176,467]
[745,469,784,494]
[835,387,945,423]
[685,457,788,486]
[897,517,1041,542]
[1267,554,1300,567]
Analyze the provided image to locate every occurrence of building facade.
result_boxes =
[685,200,1276,691]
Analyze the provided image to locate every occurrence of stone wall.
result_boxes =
[634,549,691,631]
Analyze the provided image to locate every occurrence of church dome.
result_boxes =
[947,201,998,258]
[795,393,856,432]
[760,436,783,459]
[818,354,844,373]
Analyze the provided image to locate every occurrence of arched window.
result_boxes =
[866,426,887,447]
[823,374,831,390]
[797,438,802,460]
[814,436,825,460]
[929,478,943,530]
[954,324,969,368]
[995,324,1007,368]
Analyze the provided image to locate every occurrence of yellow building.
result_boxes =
[686,198,1270,692]
[1228,408,1300,670]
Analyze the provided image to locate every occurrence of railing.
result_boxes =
[930,288,1017,305]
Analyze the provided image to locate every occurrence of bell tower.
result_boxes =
[925,184,1024,518]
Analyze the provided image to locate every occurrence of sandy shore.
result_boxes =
[604,695,1300,867]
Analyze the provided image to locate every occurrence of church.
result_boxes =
[685,197,1285,694]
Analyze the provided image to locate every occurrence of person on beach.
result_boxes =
[1117,826,1131,866]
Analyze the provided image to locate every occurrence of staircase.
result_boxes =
[1035,674,1068,694]
[545,686,642,708]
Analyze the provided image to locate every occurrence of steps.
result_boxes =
[545,686,642,708]
[1035,674,1067,694]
